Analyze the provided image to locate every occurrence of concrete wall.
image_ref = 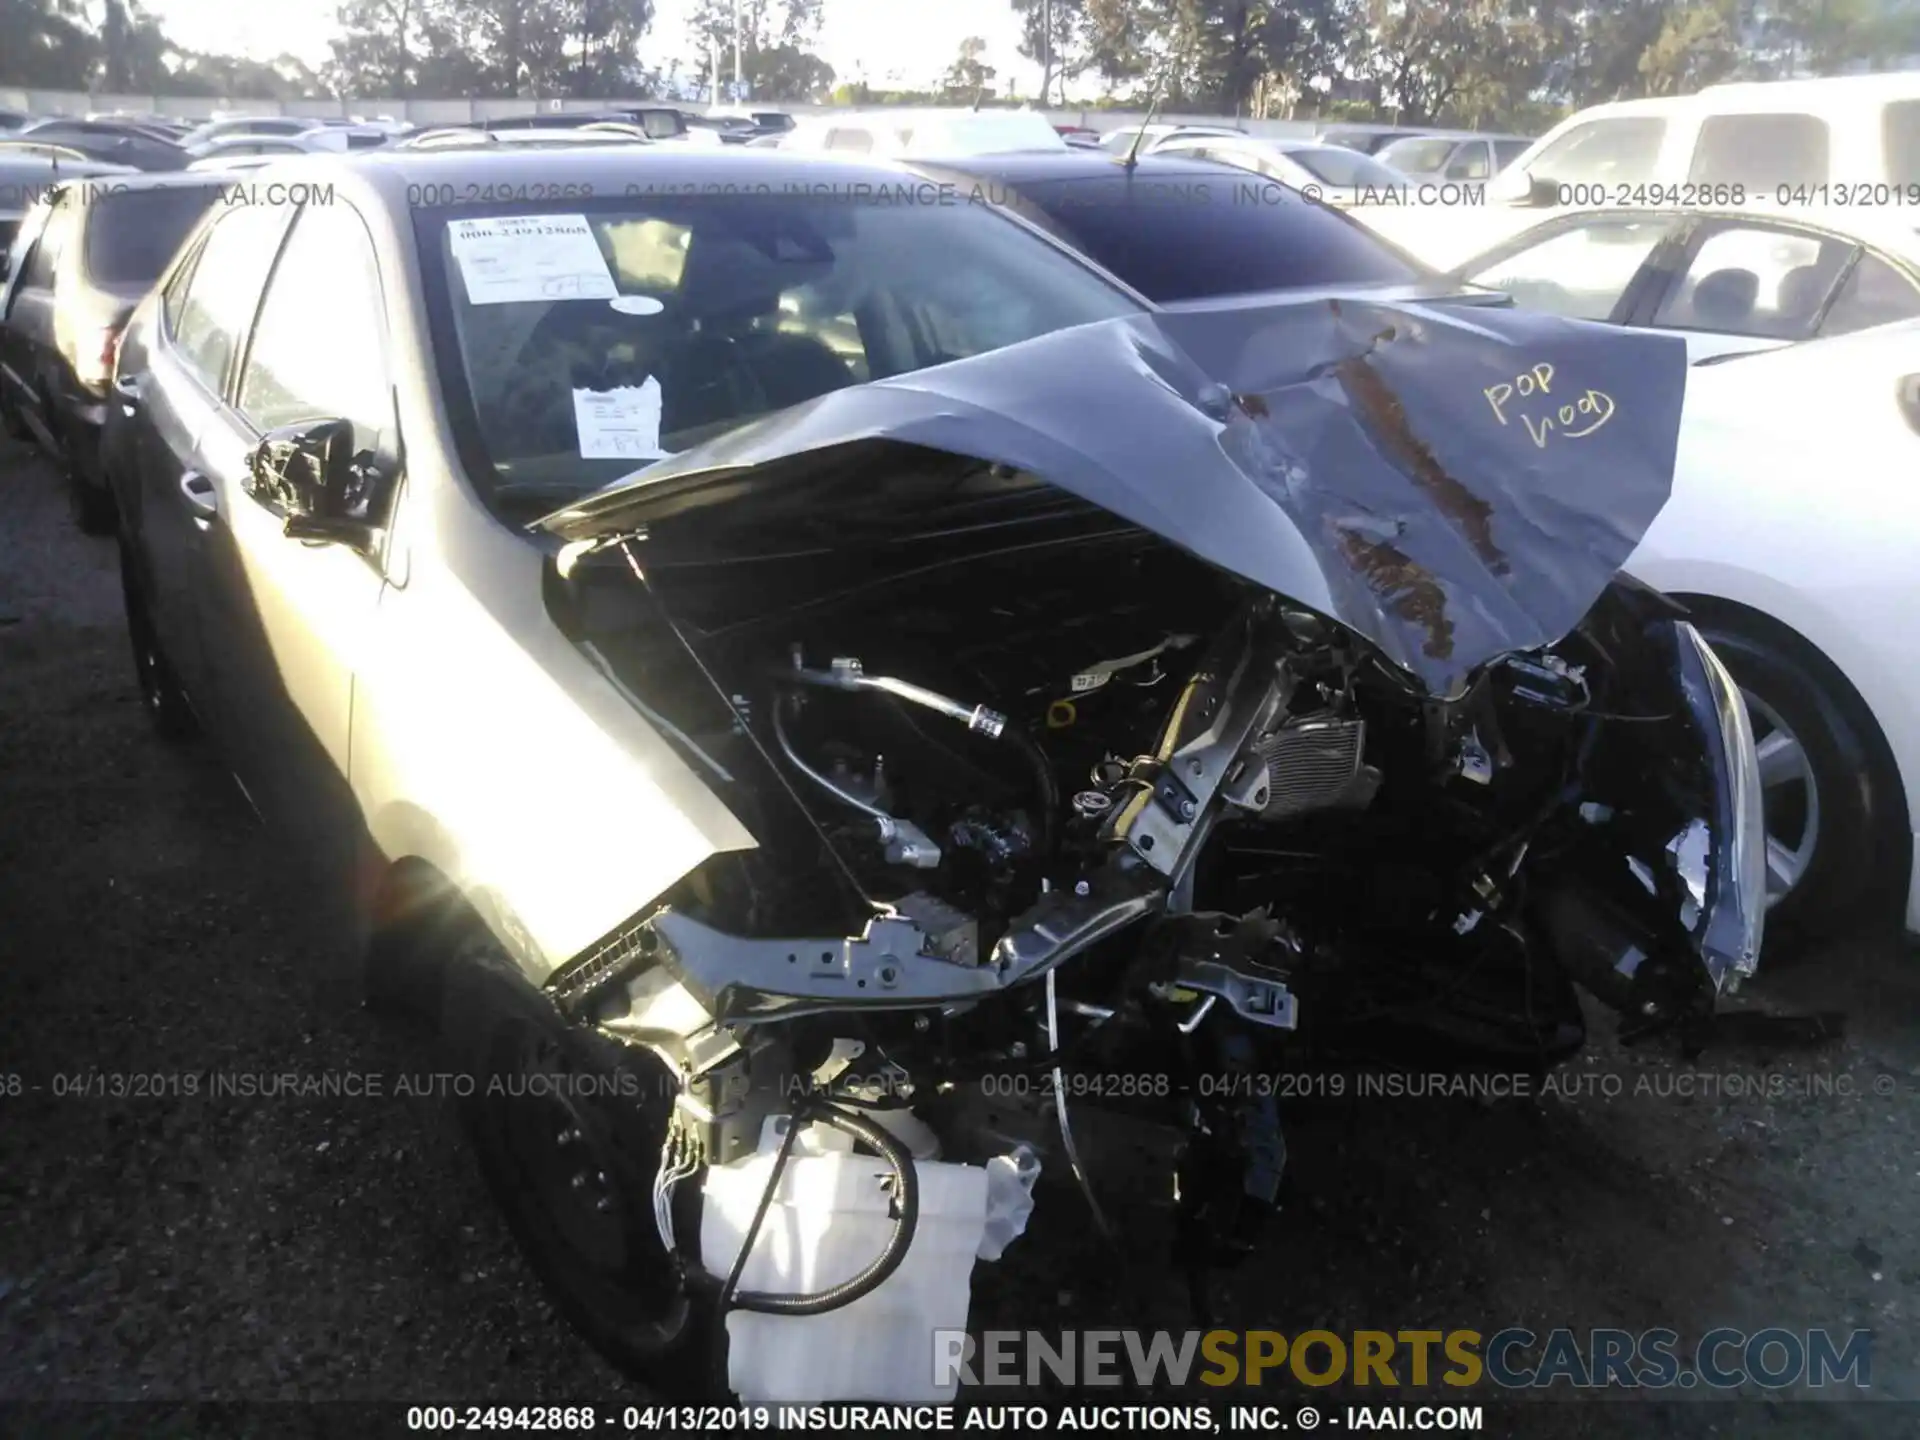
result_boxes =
[1,87,1379,139]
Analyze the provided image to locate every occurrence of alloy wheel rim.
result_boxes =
[1742,688,1819,908]
[499,1029,632,1274]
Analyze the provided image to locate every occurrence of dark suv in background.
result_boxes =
[0,173,225,530]
[14,117,188,170]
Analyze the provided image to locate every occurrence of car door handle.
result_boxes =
[180,470,217,526]
[114,373,142,415]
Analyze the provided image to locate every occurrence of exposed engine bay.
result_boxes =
[515,296,1761,1402]
[538,453,1762,1400]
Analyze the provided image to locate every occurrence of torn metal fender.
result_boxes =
[348,506,760,977]
[537,295,1688,699]
[1674,620,1767,986]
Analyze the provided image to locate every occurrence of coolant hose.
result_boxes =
[720,1100,922,1318]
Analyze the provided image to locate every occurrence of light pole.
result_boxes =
[1042,0,1052,108]
[733,0,744,101]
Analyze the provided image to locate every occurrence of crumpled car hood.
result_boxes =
[536,296,1687,697]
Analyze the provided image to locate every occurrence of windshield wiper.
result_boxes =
[491,480,609,518]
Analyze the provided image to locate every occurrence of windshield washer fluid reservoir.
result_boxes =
[700,1136,991,1403]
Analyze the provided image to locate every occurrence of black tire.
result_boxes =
[439,926,721,1395]
[49,412,116,535]
[118,545,198,743]
[69,471,117,536]
[1696,622,1892,944]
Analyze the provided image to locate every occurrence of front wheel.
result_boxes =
[1696,623,1892,944]
[439,929,720,1394]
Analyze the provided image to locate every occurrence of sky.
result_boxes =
[140,0,1050,96]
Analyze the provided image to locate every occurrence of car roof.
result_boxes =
[1698,72,1920,103]
[1554,96,1692,123]
[914,150,1223,182]
[1381,129,1530,143]
[240,146,1021,207]
[1462,204,1920,268]
[60,169,231,192]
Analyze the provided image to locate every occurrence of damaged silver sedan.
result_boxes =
[104,148,1764,1403]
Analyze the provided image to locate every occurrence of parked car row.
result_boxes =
[6,120,1917,945]
[0,90,1911,1412]
[0,140,1781,1403]
[2,173,227,529]
[0,105,798,173]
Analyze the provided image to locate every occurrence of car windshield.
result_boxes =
[1283,147,1406,189]
[83,185,220,286]
[1378,137,1457,174]
[418,194,1140,508]
[1001,170,1427,301]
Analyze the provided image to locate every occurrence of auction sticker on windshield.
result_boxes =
[573,379,668,460]
[447,214,617,305]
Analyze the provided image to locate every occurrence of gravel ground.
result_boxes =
[1,437,1916,1438]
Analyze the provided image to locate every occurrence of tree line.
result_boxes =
[3,0,1916,125]
[1003,0,1920,126]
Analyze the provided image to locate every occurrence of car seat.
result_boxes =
[1774,263,1830,329]
[732,330,856,410]
[1689,268,1760,329]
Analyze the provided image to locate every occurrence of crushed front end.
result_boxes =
[525,295,1761,1401]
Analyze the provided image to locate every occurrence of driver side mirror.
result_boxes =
[247,417,381,549]
[1492,166,1556,207]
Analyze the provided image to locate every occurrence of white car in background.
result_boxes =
[1146,132,1458,218]
[1365,71,1920,269]
[1450,205,1920,361]
[1098,122,1246,155]
[178,114,330,150]
[781,108,1066,158]
[185,128,391,165]
[1376,131,1534,182]
[1628,321,1920,939]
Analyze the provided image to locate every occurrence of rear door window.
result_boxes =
[19,197,76,290]
[1819,253,1920,335]
[1650,222,1853,338]
[1688,113,1829,188]
[160,238,202,333]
